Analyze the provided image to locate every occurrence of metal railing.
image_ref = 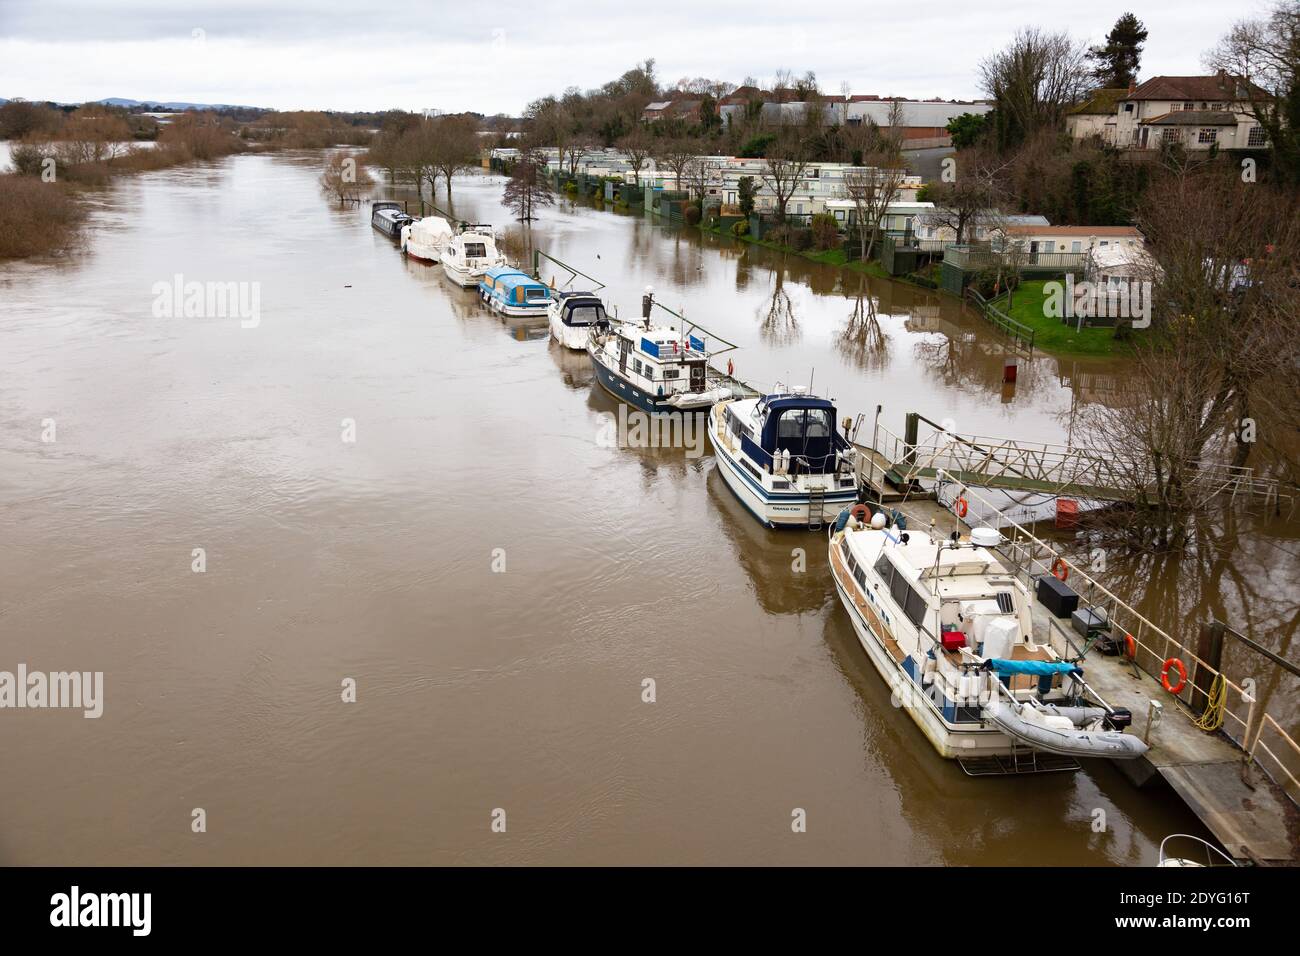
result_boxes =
[871,415,1291,509]
[945,244,1087,272]
[966,289,1035,353]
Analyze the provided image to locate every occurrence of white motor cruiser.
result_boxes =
[828,513,1148,765]
[440,224,506,287]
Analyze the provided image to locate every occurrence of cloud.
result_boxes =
[0,2,1239,114]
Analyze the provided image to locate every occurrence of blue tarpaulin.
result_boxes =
[986,659,1081,677]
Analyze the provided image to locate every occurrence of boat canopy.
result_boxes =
[558,293,607,327]
[482,267,551,304]
[757,395,844,468]
[410,217,453,242]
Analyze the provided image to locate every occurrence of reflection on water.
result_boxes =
[1,150,1267,865]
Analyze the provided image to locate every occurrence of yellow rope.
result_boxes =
[1193,672,1227,733]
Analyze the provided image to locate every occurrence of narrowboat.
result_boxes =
[548,290,610,350]
[479,267,552,317]
[371,201,414,239]
[708,387,859,528]
[588,320,750,415]
[828,513,1149,764]
[400,216,453,262]
[440,224,507,287]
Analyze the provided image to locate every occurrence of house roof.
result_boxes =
[1141,110,1238,126]
[1068,88,1129,116]
[1003,225,1143,238]
[1124,74,1264,102]
[643,101,672,112]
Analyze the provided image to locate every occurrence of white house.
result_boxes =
[996,224,1145,256]
[1075,74,1271,151]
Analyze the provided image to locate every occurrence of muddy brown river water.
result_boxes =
[3,148,1293,864]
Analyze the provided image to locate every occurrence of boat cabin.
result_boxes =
[730,392,847,476]
[554,292,609,330]
[480,267,552,311]
[371,201,413,237]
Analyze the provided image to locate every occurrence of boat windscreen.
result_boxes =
[564,303,607,327]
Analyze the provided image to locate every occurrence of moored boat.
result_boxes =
[708,386,859,528]
[588,319,750,415]
[479,267,553,317]
[548,290,610,350]
[440,224,506,287]
[827,514,1148,763]
[400,216,453,262]
[371,201,414,239]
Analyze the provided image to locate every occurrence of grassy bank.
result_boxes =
[696,219,895,280]
[990,279,1134,357]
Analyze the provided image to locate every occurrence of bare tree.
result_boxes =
[683,155,722,202]
[760,126,811,221]
[617,127,653,185]
[431,115,481,204]
[979,28,1091,146]
[319,152,366,204]
[843,113,909,260]
[1205,0,1300,185]
[502,149,556,221]
[654,138,696,194]
[917,146,1006,244]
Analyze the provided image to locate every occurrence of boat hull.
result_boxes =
[402,240,445,262]
[709,431,856,528]
[590,349,681,415]
[550,314,591,350]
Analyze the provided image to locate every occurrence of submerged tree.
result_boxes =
[319,152,366,204]
[503,149,555,221]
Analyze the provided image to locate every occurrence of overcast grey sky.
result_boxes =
[0,0,1268,113]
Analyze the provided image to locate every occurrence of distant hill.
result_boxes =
[94,97,263,111]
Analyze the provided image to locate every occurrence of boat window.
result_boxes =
[853,565,867,589]
[873,553,893,587]
[663,369,680,379]
[566,305,606,326]
[525,288,548,302]
[904,587,927,627]
[464,242,487,257]
[778,410,807,440]
[890,568,910,607]
[839,539,852,564]
[804,408,830,438]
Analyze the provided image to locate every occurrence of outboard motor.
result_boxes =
[1104,708,1133,732]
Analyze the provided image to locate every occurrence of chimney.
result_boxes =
[1128,78,1137,94]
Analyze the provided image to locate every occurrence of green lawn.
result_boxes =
[992,279,1134,357]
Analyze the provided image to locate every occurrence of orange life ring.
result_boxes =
[1124,634,1137,659]
[1161,658,1187,694]
[850,504,870,523]
[1051,557,1069,581]
[955,497,968,518]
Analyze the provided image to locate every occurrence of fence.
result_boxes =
[966,288,1035,353]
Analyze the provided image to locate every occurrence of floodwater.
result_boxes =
[1,148,1291,865]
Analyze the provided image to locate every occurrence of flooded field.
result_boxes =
[2,148,1292,864]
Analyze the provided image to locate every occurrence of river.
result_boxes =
[4,147,1290,864]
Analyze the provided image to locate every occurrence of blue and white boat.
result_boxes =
[708,386,859,528]
[479,267,552,317]
[588,319,751,414]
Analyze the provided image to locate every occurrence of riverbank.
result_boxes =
[989,279,1136,357]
